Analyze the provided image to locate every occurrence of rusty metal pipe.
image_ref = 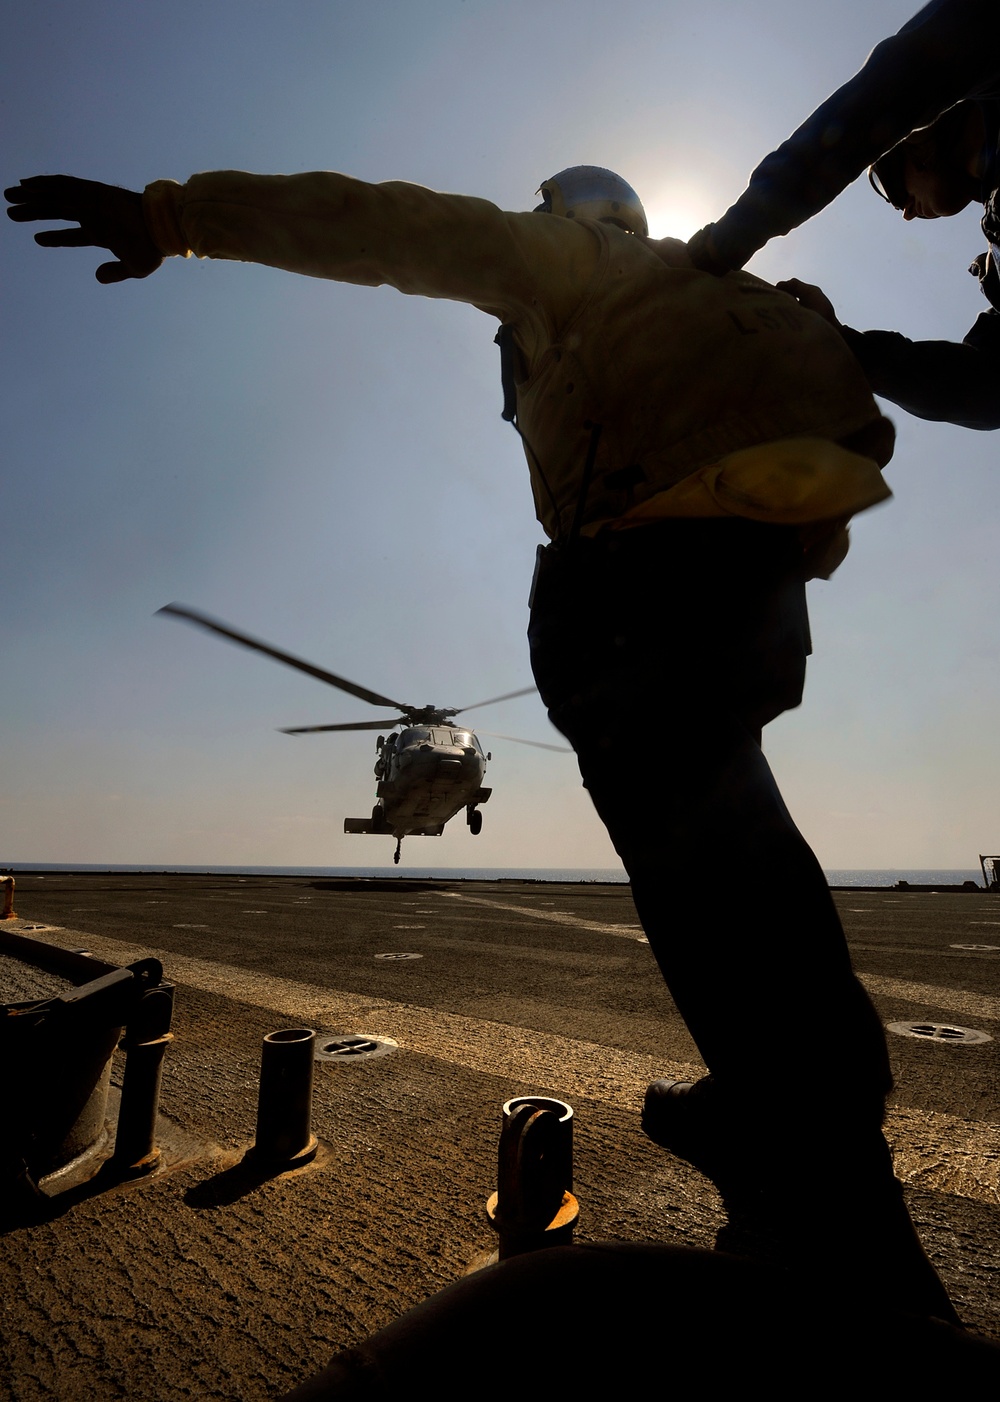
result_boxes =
[112,1035,173,1172]
[112,983,175,1174]
[0,876,16,920]
[503,1095,574,1190]
[251,1028,318,1166]
[486,1096,578,1259]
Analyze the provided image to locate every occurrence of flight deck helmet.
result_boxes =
[535,166,647,236]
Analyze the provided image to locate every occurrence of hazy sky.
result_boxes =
[3,0,997,871]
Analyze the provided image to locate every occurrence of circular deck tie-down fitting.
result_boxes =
[314,1033,398,1063]
[887,1021,992,1046]
[249,1028,318,1167]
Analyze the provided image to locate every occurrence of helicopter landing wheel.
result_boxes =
[468,807,483,836]
[393,838,402,865]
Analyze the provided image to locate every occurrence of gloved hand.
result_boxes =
[686,225,730,276]
[775,278,842,329]
[5,175,162,283]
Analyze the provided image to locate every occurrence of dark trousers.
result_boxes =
[527,518,892,1130]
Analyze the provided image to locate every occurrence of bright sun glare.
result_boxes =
[641,181,718,241]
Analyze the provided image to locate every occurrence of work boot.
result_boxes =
[641,1077,703,1148]
[641,1076,754,1191]
[641,1076,962,1326]
[642,1076,714,1152]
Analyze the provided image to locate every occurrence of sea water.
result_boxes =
[2,862,987,887]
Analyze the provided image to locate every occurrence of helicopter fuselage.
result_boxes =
[346,725,491,839]
[157,603,544,863]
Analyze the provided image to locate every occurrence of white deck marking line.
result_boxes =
[861,973,1000,1025]
[21,921,1000,1206]
[438,890,645,939]
[440,897,1000,1015]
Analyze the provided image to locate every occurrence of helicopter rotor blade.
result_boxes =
[476,730,572,753]
[454,685,538,715]
[158,604,411,712]
[281,719,403,734]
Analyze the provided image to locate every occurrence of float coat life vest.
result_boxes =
[144,171,892,560]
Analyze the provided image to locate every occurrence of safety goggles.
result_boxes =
[868,147,908,211]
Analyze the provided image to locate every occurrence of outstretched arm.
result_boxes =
[840,313,1000,431]
[5,175,163,282]
[778,276,1000,429]
[6,169,595,330]
[689,0,1000,272]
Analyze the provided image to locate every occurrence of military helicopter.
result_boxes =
[159,604,568,863]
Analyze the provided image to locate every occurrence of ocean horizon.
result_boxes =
[1,862,990,888]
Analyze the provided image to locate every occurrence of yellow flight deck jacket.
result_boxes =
[143,171,893,575]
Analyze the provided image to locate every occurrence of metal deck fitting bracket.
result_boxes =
[249,1028,319,1167]
[486,1096,578,1259]
[2,952,171,1196]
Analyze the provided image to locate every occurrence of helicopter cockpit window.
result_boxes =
[452,730,481,752]
[398,727,432,748]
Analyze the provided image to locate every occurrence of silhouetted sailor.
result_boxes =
[5,161,956,1321]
